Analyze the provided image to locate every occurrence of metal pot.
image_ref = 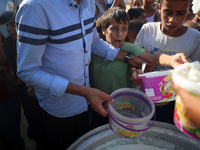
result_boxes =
[67,121,200,150]
[0,0,16,25]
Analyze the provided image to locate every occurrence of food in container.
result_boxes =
[172,61,200,140]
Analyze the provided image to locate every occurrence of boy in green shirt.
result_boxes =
[90,7,187,95]
[89,7,188,129]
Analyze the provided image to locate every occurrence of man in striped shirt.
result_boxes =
[16,0,146,149]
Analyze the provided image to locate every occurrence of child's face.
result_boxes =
[159,0,191,36]
[132,0,142,8]
[102,20,128,48]
[143,0,155,7]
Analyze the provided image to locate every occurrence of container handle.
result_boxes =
[107,103,156,132]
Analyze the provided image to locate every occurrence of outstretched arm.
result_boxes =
[110,0,126,10]
[115,49,149,67]
[139,51,188,68]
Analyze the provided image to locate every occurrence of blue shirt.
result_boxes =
[16,0,119,117]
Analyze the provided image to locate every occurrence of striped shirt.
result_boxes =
[16,0,119,117]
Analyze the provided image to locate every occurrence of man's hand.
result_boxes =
[170,53,190,68]
[65,83,114,117]
[84,87,114,117]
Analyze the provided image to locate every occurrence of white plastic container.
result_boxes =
[107,88,155,139]
[138,70,175,103]
[172,62,200,140]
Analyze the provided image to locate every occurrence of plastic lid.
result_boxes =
[138,70,174,78]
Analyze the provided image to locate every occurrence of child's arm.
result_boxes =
[110,0,126,10]
[129,65,142,86]
[139,51,188,68]
[120,42,188,68]
[120,42,145,57]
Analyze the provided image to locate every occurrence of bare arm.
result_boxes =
[139,51,188,68]
[110,0,126,10]
[115,50,149,67]
[65,82,114,117]
[174,83,200,127]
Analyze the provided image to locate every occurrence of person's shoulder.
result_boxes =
[186,27,200,37]
[20,0,43,6]
[142,22,159,29]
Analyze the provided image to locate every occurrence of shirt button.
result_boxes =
[85,51,87,53]
[85,64,88,66]
[85,76,87,78]
[69,4,72,6]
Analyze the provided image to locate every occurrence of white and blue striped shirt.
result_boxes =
[16,0,119,117]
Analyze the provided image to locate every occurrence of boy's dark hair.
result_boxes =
[100,7,130,31]
[127,8,146,20]
[126,20,144,42]
[160,0,193,5]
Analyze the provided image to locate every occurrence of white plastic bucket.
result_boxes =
[172,62,200,140]
[138,70,175,103]
[107,88,155,139]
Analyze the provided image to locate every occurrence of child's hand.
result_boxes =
[130,68,142,86]
[170,53,190,68]
[144,64,153,73]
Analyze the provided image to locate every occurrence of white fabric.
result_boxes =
[134,22,200,71]
[192,0,200,13]
[146,10,158,23]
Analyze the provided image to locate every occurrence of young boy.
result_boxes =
[128,7,147,23]
[142,0,158,22]
[91,6,189,95]
[134,0,200,123]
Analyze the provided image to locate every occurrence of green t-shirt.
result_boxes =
[90,42,145,95]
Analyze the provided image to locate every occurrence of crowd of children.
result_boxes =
[0,0,200,149]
